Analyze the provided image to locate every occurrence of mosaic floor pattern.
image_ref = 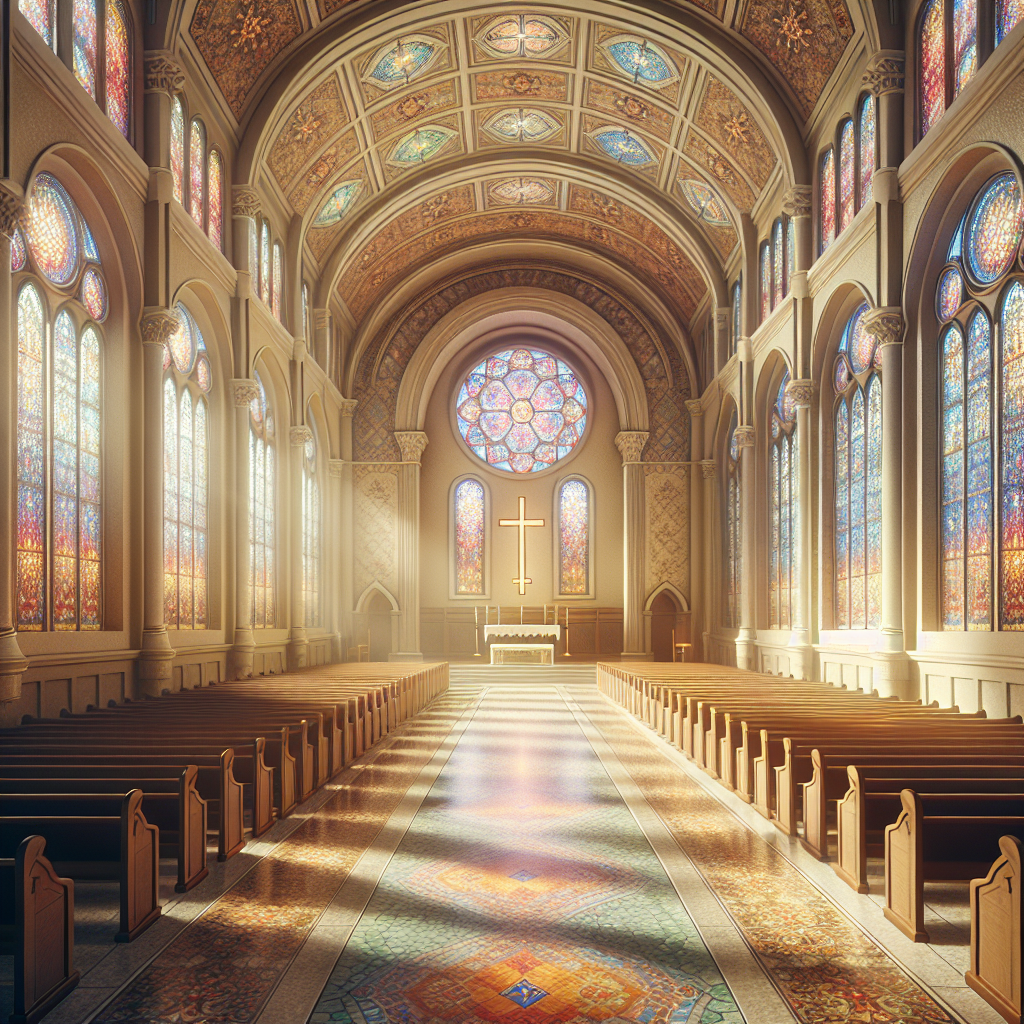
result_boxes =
[311,687,741,1024]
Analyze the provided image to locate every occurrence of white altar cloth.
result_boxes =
[483,624,561,642]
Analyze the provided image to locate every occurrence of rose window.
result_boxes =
[455,348,588,473]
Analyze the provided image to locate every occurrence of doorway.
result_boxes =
[650,591,682,662]
[365,591,394,662]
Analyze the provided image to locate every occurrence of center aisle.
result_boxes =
[309,685,747,1024]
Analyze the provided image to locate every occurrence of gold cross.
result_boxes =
[498,496,545,596]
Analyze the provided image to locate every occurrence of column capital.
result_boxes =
[232,186,261,220]
[785,378,815,409]
[714,306,730,332]
[395,430,428,464]
[863,51,906,96]
[290,425,313,447]
[684,399,704,418]
[614,430,649,463]
[340,398,358,418]
[140,306,181,347]
[700,459,717,479]
[143,51,186,93]
[230,378,260,406]
[863,306,905,347]
[329,459,345,477]
[733,425,755,449]
[782,185,813,219]
[0,179,24,239]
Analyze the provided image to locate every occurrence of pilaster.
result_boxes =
[615,430,649,659]
[785,378,816,679]
[392,431,428,661]
[733,424,757,670]
[685,401,705,659]
[700,460,716,661]
[287,425,313,670]
[229,378,260,679]
[337,399,357,657]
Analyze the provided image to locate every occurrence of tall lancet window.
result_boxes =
[725,414,741,628]
[833,303,882,629]
[170,96,185,204]
[769,372,798,629]
[453,478,486,596]
[557,478,590,595]
[302,425,322,628]
[250,370,276,627]
[163,304,211,629]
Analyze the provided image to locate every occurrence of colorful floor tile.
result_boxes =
[311,687,741,1024]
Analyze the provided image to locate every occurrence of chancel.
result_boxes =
[1,2,1024,1023]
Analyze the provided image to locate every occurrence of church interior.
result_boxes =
[1,0,1024,1022]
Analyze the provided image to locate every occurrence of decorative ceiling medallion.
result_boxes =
[589,126,655,166]
[387,125,458,166]
[477,15,567,60]
[599,35,679,89]
[678,180,731,227]
[312,180,363,227]
[364,37,443,90]
[482,107,561,144]
[488,177,557,206]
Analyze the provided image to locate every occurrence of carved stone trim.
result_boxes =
[614,430,649,463]
[140,307,181,347]
[733,425,755,449]
[863,306,904,347]
[394,430,429,463]
[144,52,186,93]
[314,309,332,331]
[290,425,313,447]
[684,400,704,418]
[231,378,260,406]
[785,378,815,409]
[782,185,813,219]
[714,307,730,332]
[329,459,345,478]
[700,460,717,479]
[0,180,24,239]
[340,398,358,418]
[232,186,261,220]
[863,52,906,96]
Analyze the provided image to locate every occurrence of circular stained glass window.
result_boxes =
[81,268,107,321]
[936,265,963,321]
[27,173,79,285]
[455,348,588,474]
[965,172,1024,285]
[844,303,875,374]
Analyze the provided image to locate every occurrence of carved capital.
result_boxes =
[140,306,181,347]
[715,306,730,333]
[395,430,429,463]
[733,425,755,449]
[144,52,186,93]
[785,378,815,409]
[863,51,906,96]
[684,399,704,418]
[329,459,345,478]
[863,306,904,347]
[0,180,24,239]
[614,430,649,463]
[314,308,332,332]
[232,186,261,220]
[340,398,358,418]
[290,425,313,447]
[782,185,813,219]
[231,378,260,406]
[700,459,717,479]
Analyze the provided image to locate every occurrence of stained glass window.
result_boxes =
[388,126,456,166]
[11,228,27,273]
[786,218,796,293]
[454,478,485,595]
[772,219,785,306]
[207,150,223,250]
[731,279,741,356]
[455,348,588,474]
[260,221,270,305]
[820,147,836,252]
[1000,282,1024,629]
[20,0,55,49]
[592,128,654,166]
[605,38,677,84]
[484,108,561,143]
[105,0,130,137]
[302,431,321,627]
[679,181,731,227]
[858,95,875,209]
[920,0,945,138]
[313,182,362,227]
[368,39,436,86]
[248,219,258,284]
[27,174,79,285]
[997,0,1024,43]
[81,267,107,321]
[170,97,184,204]
[966,173,1024,286]
[483,16,562,58]
[272,243,283,321]
[250,370,275,628]
[760,242,771,321]
[302,282,310,340]
[558,479,590,596]
[953,0,977,97]
[726,413,741,628]
[769,372,797,629]
[838,120,855,232]
[73,0,97,98]
[189,119,205,230]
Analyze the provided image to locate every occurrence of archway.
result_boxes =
[364,591,394,662]
[651,591,684,662]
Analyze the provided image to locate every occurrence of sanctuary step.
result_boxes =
[449,664,597,687]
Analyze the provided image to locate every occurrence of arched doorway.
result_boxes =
[650,591,683,662]
[365,591,394,662]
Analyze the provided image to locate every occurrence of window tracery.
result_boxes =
[558,478,590,596]
[819,98,875,255]
[453,478,486,596]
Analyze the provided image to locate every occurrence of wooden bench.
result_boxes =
[0,790,160,942]
[0,835,79,1024]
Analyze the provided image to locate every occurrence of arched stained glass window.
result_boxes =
[302,282,311,341]
[260,221,271,305]
[838,120,855,232]
[820,147,836,253]
[772,219,785,307]
[919,0,945,138]
[272,242,283,322]
[170,97,184,205]
[189,119,205,230]
[248,219,258,283]
[105,0,130,137]
[163,304,211,629]
[20,0,55,48]
[833,303,882,629]
[558,478,590,595]
[997,0,1024,43]
[250,370,275,628]
[786,218,796,292]
[953,0,978,97]
[207,150,223,250]
[1001,283,1024,629]
[302,428,322,627]
[726,413,741,628]
[454,478,485,596]
[769,371,798,629]
[73,0,97,97]
[731,278,741,356]
[858,94,875,208]
[759,241,771,322]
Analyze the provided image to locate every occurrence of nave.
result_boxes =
[9,671,1005,1024]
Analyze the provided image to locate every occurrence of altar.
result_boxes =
[483,624,561,665]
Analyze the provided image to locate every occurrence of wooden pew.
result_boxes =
[884,789,1024,942]
[0,835,79,1024]
[0,790,160,942]
[1,765,207,892]
[966,835,1023,1024]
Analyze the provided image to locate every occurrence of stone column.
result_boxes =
[287,425,312,670]
[328,458,345,661]
[616,430,649,659]
[713,306,730,378]
[783,186,814,371]
[685,401,705,659]
[137,309,181,697]
[785,378,816,679]
[0,181,28,726]
[733,424,756,670]
[393,431,427,661]
[700,460,716,662]
[229,379,259,679]
[337,398,357,658]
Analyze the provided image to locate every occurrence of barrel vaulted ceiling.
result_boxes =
[179,0,869,333]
